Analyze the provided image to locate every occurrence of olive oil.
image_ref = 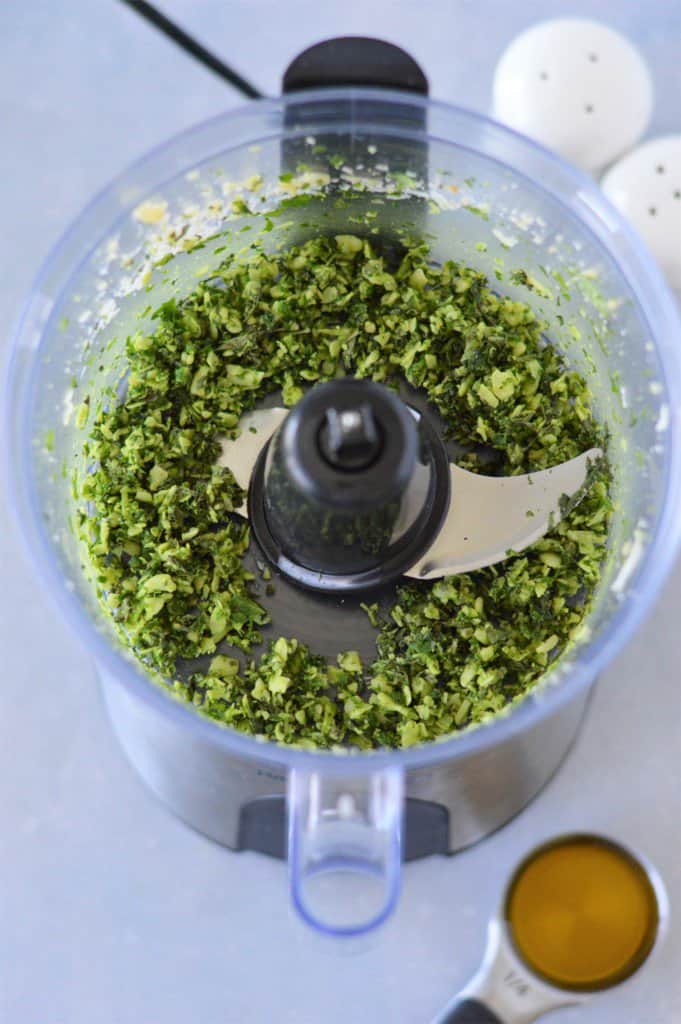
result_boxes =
[506,835,659,991]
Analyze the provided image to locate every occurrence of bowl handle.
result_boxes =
[287,766,404,936]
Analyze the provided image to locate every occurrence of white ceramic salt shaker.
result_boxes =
[493,19,653,173]
[602,136,681,293]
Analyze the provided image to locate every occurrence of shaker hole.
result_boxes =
[673,190,681,200]
[656,164,666,174]
[648,206,658,216]
[588,52,599,62]
[585,103,595,114]
[539,71,549,81]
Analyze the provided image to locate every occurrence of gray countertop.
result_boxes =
[1,3,679,1022]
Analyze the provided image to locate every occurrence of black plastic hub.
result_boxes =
[319,404,382,471]
[248,379,450,594]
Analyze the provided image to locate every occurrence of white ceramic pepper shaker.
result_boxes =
[602,136,681,293]
[493,18,653,173]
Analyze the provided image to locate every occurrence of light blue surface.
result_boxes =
[1,3,680,1022]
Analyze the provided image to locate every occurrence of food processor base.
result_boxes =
[99,668,593,860]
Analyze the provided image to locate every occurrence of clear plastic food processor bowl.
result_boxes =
[6,90,681,937]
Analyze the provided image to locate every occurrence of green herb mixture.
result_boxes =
[79,234,611,749]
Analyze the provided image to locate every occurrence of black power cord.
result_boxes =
[116,0,264,99]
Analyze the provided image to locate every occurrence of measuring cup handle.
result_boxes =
[287,766,403,936]
[432,998,505,1023]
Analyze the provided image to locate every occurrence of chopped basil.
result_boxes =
[78,234,611,749]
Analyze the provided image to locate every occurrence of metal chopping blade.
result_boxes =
[404,449,602,580]
[218,406,601,580]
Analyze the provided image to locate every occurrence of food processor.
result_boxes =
[6,36,681,938]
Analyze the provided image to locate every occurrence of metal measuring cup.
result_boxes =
[431,833,669,1023]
